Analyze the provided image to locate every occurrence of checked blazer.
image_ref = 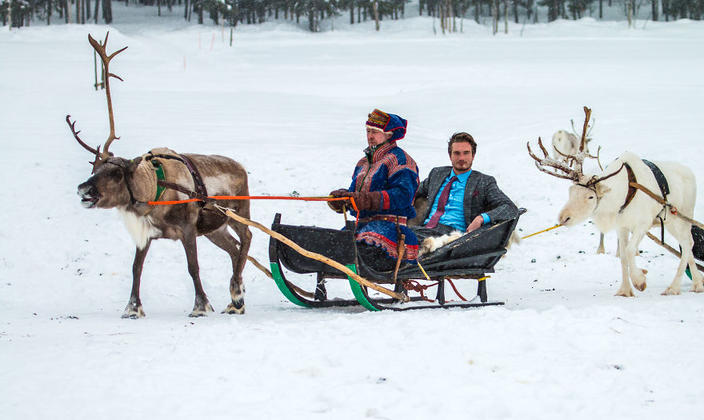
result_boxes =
[415,166,518,227]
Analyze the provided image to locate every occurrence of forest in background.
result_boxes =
[2,0,703,32]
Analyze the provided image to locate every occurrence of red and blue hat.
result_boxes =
[366,109,407,142]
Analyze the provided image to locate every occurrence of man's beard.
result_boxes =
[453,162,470,171]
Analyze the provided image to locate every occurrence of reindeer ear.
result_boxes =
[596,183,611,196]
[128,156,143,171]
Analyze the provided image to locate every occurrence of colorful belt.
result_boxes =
[359,215,408,226]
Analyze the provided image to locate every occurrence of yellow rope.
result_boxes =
[416,260,432,281]
[521,224,562,239]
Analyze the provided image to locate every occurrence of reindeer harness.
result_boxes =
[146,153,209,206]
[104,152,209,208]
[608,160,671,242]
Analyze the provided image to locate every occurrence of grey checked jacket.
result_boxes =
[415,166,518,227]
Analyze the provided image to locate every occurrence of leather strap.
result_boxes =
[359,215,408,226]
[642,159,670,200]
[619,163,638,213]
[147,153,209,205]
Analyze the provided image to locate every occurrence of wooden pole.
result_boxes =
[629,182,704,231]
[392,234,406,284]
[219,207,409,301]
[646,232,704,272]
[246,255,272,279]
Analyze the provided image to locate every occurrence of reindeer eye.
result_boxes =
[588,196,595,200]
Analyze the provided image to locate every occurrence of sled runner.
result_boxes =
[268,209,525,311]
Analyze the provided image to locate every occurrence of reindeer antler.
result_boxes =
[66,32,128,172]
[578,106,591,153]
[528,106,595,182]
[526,137,581,181]
[66,115,103,171]
[571,115,594,142]
[587,145,603,171]
[88,32,127,160]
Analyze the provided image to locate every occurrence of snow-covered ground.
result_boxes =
[2,6,704,419]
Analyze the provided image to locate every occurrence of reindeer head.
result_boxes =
[67,32,127,174]
[77,157,144,209]
[528,107,616,226]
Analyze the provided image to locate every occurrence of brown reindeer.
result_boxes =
[70,33,251,318]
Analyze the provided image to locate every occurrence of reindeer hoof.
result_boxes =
[222,302,245,315]
[122,304,145,319]
[189,301,214,317]
[633,281,647,292]
[689,283,704,293]
[615,289,634,297]
[661,287,681,296]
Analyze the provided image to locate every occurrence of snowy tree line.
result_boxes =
[2,0,703,30]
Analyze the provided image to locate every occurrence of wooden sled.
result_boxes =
[268,209,525,311]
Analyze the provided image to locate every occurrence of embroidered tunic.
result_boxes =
[346,141,420,262]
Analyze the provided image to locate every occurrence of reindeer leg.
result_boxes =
[123,241,151,318]
[687,255,704,293]
[596,233,605,254]
[205,226,247,314]
[615,229,634,297]
[222,219,251,315]
[180,228,213,317]
[627,229,648,292]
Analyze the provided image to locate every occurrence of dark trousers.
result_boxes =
[357,243,397,272]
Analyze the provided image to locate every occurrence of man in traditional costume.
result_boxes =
[329,109,420,271]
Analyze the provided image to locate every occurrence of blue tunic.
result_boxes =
[345,141,420,262]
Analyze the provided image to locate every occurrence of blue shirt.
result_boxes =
[424,170,490,231]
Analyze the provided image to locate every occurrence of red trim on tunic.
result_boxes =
[381,191,390,210]
[356,231,419,261]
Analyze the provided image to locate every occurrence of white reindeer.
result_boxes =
[552,130,582,160]
[551,118,594,163]
[529,107,703,296]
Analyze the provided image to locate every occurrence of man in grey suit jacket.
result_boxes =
[412,132,517,241]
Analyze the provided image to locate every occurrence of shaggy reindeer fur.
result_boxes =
[77,148,251,318]
[558,151,703,296]
[419,231,463,256]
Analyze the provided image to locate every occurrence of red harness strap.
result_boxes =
[401,279,469,302]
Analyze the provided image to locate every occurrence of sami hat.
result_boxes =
[365,109,407,142]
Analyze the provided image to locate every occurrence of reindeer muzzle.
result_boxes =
[78,182,100,208]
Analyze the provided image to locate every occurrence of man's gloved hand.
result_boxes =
[328,189,350,213]
[349,191,382,211]
[327,189,383,213]
[330,189,351,198]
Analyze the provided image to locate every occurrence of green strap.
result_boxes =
[151,160,166,201]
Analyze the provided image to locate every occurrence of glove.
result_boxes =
[349,191,382,211]
[328,189,351,213]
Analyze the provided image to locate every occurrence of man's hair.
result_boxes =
[448,132,477,155]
